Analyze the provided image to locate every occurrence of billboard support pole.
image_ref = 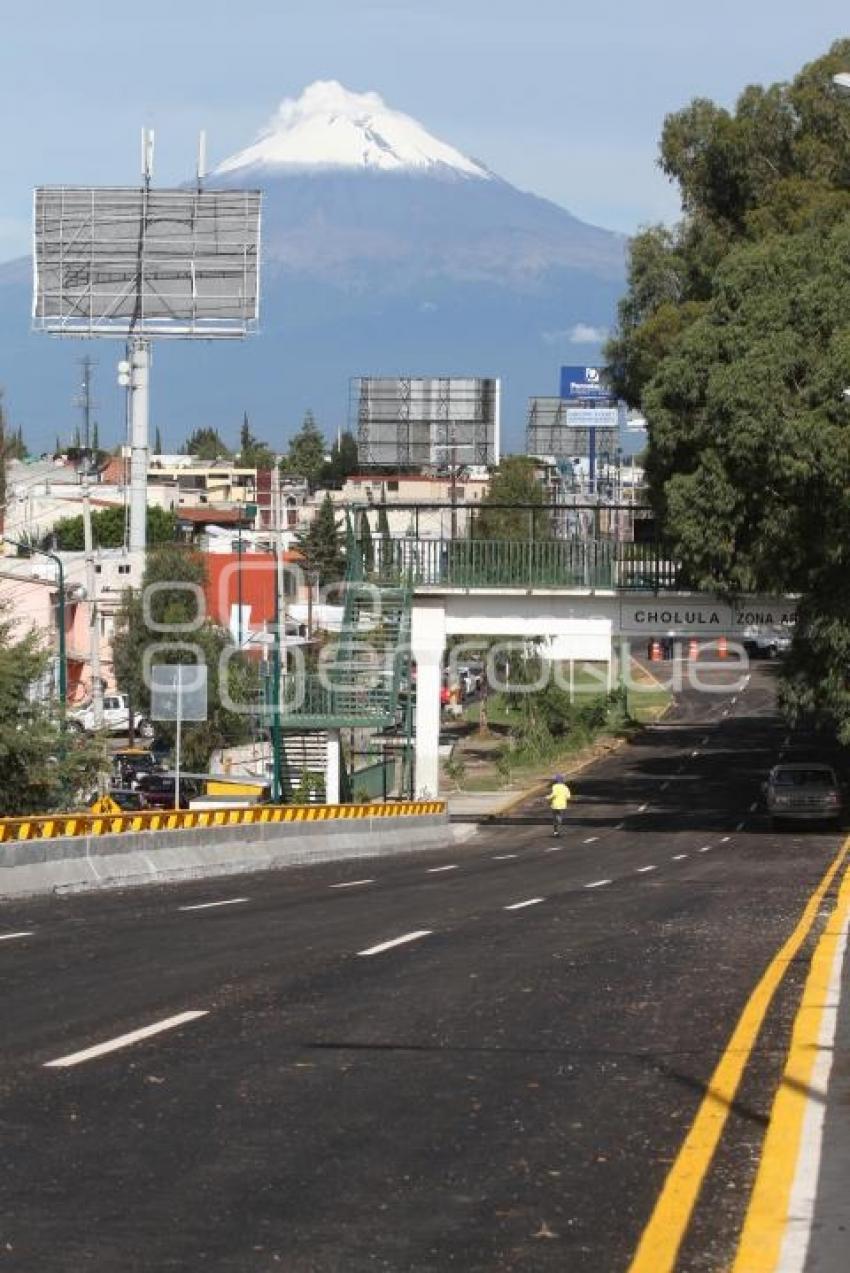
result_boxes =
[128,339,150,554]
[175,671,182,811]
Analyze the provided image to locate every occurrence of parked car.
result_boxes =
[743,633,792,660]
[135,773,200,810]
[69,693,154,737]
[763,763,842,826]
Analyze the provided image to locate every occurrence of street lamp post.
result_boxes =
[432,442,474,540]
[2,536,67,719]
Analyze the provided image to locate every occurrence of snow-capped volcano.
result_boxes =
[214,80,491,179]
[0,82,627,452]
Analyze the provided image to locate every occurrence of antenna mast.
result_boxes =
[74,355,97,458]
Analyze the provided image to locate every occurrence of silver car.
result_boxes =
[764,763,842,826]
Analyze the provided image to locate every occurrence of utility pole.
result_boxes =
[118,341,150,554]
[75,356,97,458]
[236,505,244,650]
[82,482,103,729]
[270,465,284,802]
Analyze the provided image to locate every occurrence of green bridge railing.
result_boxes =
[364,538,685,591]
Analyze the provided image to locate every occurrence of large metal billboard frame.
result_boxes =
[33,186,261,338]
[352,376,500,468]
[526,397,618,461]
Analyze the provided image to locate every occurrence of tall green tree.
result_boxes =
[183,427,232,462]
[376,499,392,570]
[357,508,374,573]
[322,431,359,485]
[295,494,345,586]
[237,414,276,469]
[473,456,550,541]
[0,606,102,813]
[287,411,327,488]
[605,38,850,739]
[112,545,258,770]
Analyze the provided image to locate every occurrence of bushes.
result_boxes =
[499,685,623,769]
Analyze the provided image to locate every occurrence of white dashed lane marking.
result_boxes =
[505,898,545,911]
[179,898,249,912]
[585,880,612,889]
[0,932,33,942]
[637,865,657,873]
[672,854,688,861]
[699,846,712,853]
[330,879,375,889]
[493,854,517,861]
[44,1011,209,1069]
[358,931,432,957]
[583,836,599,843]
[721,836,731,843]
[426,865,458,874]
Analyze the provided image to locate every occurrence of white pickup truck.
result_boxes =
[69,692,154,737]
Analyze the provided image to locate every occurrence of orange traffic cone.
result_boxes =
[650,639,662,663]
[718,635,728,660]
[689,638,699,661]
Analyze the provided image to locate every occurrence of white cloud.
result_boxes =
[569,322,608,343]
[541,322,608,347]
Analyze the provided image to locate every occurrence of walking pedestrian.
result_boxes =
[548,774,571,837]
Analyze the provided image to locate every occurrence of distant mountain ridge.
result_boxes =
[0,83,626,452]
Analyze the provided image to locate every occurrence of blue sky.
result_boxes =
[1,0,846,261]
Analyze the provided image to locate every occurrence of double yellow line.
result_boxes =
[628,835,850,1273]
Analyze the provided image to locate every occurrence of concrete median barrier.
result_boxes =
[0,809,471,900]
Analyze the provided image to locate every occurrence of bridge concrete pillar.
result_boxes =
[326,731,341,805]
[411,598,447,799]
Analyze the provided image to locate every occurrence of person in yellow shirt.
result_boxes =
[548,774,571,837]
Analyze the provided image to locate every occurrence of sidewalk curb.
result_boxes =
[471,734,631,819]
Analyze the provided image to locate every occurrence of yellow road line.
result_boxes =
[732,856,850,1272]
[627,835,850,1273]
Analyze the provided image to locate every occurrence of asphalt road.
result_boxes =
[0,663,845,1272]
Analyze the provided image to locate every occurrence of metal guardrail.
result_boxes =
[0,801,446,844]
[364,538,686,591]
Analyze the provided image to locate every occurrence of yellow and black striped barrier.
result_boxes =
[0,801,446,844]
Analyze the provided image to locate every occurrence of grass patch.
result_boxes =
[627,685,673,723]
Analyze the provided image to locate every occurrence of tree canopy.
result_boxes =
[285,411,327,487]
[473,456,550,541]
[47,506,176,552]
[238,415,277,470]
[183,427,232,462]
[112,545,258,769]
[0,607,102,814]
[605,38,850,738]
[295,493,345,585]
[321,430,359,486]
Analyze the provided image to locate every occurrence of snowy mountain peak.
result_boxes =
[214,81,492,179]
